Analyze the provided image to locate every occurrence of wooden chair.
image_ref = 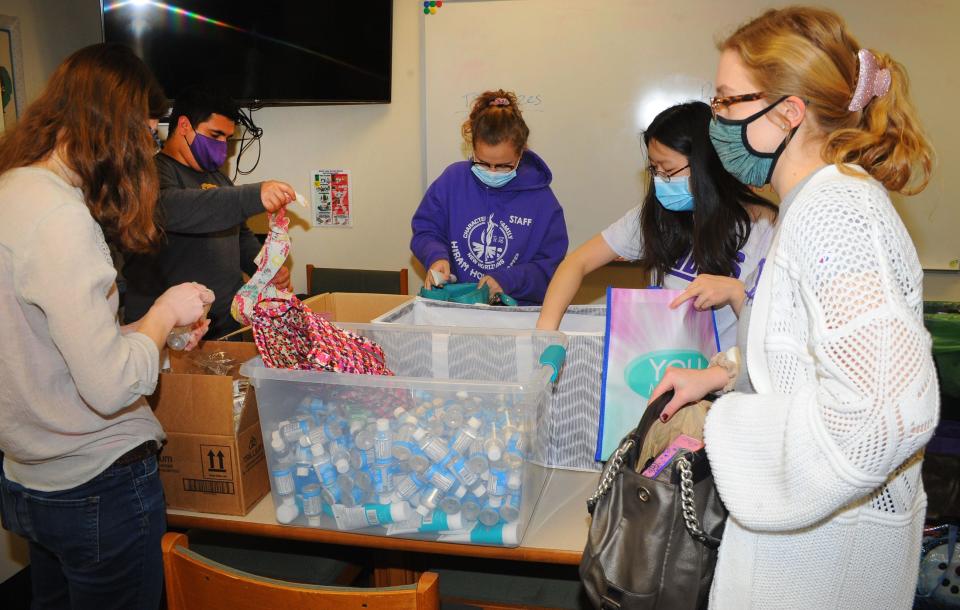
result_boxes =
[162,532,439,610]
[305,265,408,297]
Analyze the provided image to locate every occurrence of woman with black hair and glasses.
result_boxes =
[537,101,777,351]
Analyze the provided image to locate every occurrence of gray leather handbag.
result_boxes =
[579,390,727,610]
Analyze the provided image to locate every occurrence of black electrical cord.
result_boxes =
[232,104,264,181]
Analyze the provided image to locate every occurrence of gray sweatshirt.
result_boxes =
[122,153,264,338]
[0,167,163,491]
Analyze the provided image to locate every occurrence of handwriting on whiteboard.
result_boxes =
[455,92,545,115]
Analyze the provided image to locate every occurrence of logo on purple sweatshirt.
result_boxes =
[457,213,520,273]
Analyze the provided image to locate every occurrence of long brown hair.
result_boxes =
[0,43,167,252]
[721,6,933,195]
[461,89,530,153]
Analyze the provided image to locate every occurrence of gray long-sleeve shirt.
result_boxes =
[122,154,264,337]
[0,166,164,491]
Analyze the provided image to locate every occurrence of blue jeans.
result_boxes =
[0,454,166,610]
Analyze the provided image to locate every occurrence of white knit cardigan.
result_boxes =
[704,165,939,609]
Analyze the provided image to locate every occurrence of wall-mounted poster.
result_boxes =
[311,169,352,227]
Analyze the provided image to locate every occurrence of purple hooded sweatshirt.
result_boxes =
[411,150,568,305]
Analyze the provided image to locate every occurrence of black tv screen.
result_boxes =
[101,1,393,105]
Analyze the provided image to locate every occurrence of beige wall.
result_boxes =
[237,3,425,296]
[0,0,101,102]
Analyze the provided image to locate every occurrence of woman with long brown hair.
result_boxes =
[651,7,938,608]
[0,44,211,609]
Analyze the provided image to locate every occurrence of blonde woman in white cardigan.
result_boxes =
[650,7,939,609]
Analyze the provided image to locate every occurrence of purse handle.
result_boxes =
[586,389,721,549]
[587,390,675,514]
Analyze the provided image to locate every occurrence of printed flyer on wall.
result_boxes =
[597,288,720,460]
[311,169,351,227]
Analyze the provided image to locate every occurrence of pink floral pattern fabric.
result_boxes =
[231,210,393,375]
[231,210,293,326]
[250,298,393,375]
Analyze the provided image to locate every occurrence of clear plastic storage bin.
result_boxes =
[374,297,606,471]
[241,323,567,547]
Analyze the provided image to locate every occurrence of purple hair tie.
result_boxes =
[489,97,510,107]
[848,49,891,112]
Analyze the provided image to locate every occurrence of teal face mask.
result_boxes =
[708,96,792,187]
[471,165,517,188]
[654,176,694,212]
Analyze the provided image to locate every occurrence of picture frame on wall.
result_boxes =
[0,15,26,133]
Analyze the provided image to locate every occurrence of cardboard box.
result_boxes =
[150,341,269,516]
[301,292,413,323]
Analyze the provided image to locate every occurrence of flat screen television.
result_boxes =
[101,1,393,105]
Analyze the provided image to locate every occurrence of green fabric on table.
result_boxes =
[924,302,960,400]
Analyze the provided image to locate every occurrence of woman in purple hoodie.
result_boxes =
[411,89,569,305]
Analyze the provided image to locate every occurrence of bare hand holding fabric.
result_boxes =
[648,366,729,422]
[425,259,451,289]
[260,180,297,213]
[478,274,504,297]
[271,266,292,292]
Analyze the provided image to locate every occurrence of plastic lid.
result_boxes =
[310,444,326,457]
[276,499,300,524]
[446,511,464,530]
[412,428,427,441]
[334,457,350,474]
[416,504,432,517]
[478,508,500,527]
[467,416,482,430]
[501,522,520,545]
[456,390,469,400]
[454,485,467,499]
[507,472,522,490]
[376,418,390,432]
[307,516,322,527]
[391,502,412,522]
[500,505,520,522]
[486,445,503,462]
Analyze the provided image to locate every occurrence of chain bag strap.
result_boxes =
[579,390,727,610]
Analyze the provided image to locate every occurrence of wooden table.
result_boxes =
[167,468,598,585]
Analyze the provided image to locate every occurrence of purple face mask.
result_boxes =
[186,127,228,171]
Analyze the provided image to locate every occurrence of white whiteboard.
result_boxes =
[424,0,960,270]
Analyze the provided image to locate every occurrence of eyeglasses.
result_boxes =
[471,154,522,174]
[709,92,766,119]
[647,164,690,182]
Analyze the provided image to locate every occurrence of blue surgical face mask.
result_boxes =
[654,176,694,212]
[708,96,793,187]
[471,165,517,188]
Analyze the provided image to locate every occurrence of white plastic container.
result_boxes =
[374,298,605,471]
[241,323,567,547]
